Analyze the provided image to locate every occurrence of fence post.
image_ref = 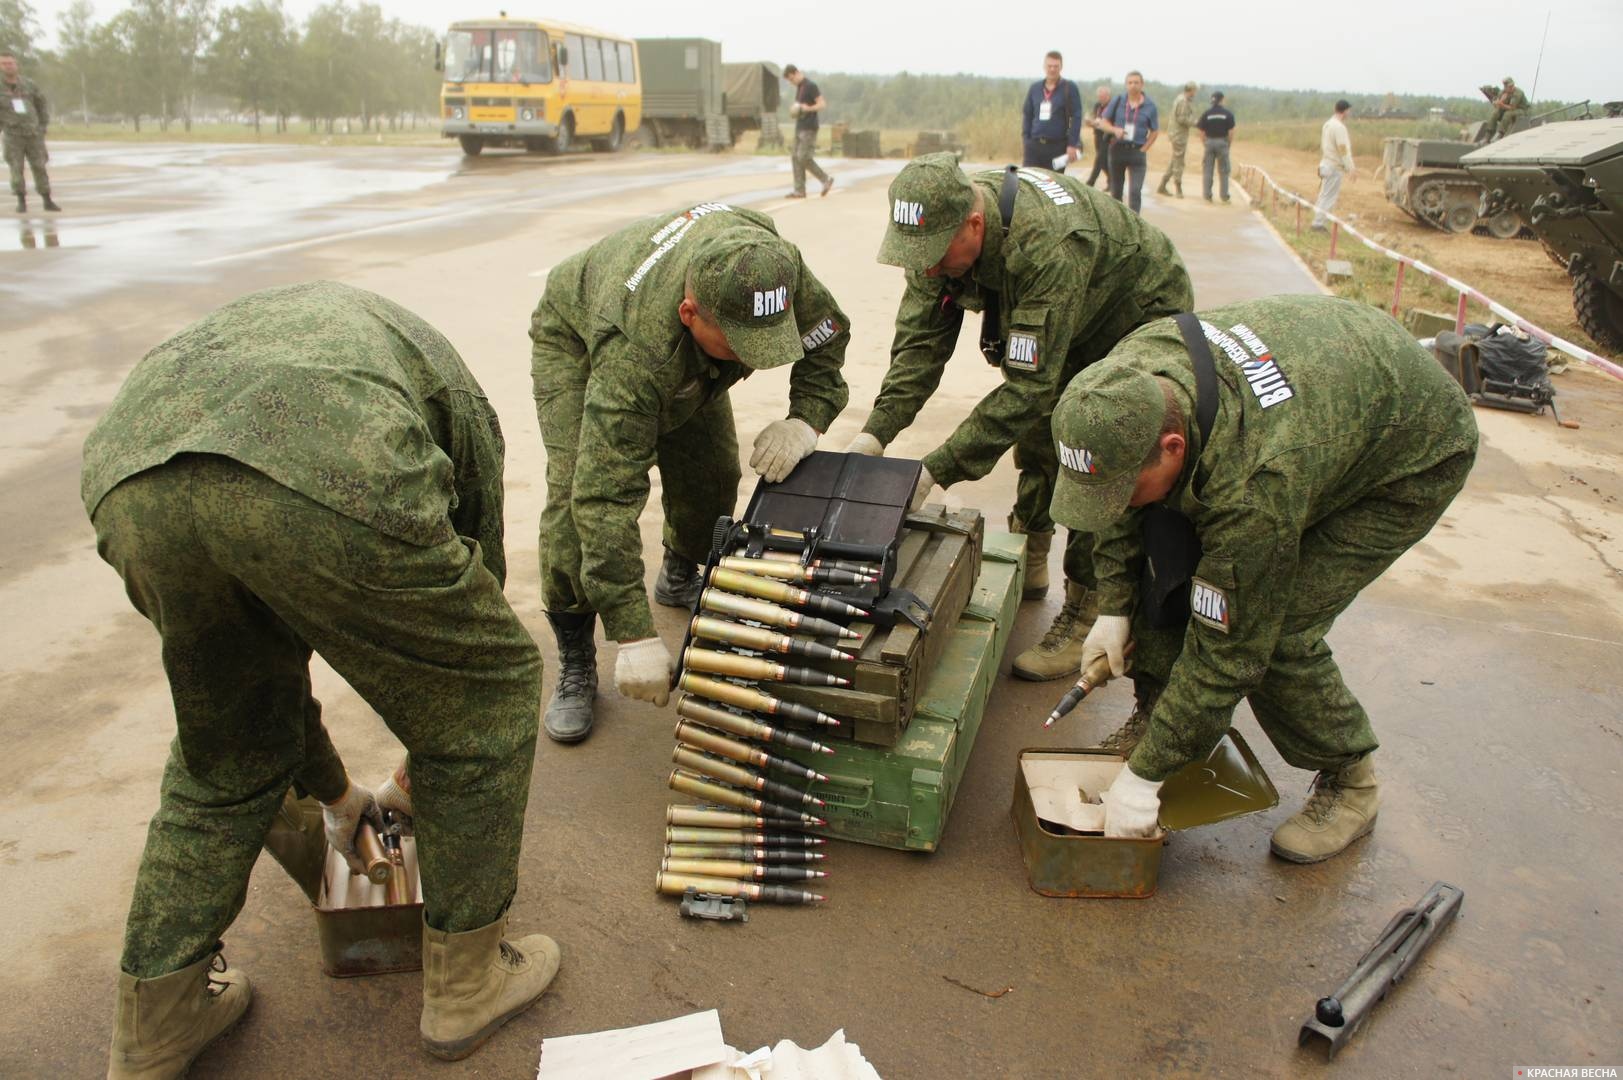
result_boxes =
[1328,222,1340,259]
[1454,292,1468,334]
[1390,261,1407,318]
[1271,186,1278,217]
[1295,201,1301,237]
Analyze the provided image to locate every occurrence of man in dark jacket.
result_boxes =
[1021,51,1083,173]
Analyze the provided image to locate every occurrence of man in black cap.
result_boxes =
[1197,91,1237,203]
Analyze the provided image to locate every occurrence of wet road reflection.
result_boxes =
[17,221,60,249]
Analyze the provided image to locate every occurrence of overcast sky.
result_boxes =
[23,0,1620,104]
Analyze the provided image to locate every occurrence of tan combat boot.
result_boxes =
[1008,515,1053,601]
[1011,580,1097,681]
[421,915,561,1061]
[1098,699,1154,756]
[108,945,252,1080]
[1270,754,1380,864]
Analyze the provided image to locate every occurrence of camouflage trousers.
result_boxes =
[1012,405,1097,589]
[531,316,740,630]
[4,131,50,196]
[1490,109,1524,140]
[1128,450,1475,778]
[92,454,542,978]
[1159,134,1189,188]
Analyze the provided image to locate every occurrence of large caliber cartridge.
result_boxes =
[672,747,825,808]
[700,589,860,640]
[678,673,841,728]
[656,871,824,904]
[355,822,392,885]
[664,844,825,862]
[674,696,835,754]
[668,770,826,825]
[665,826,824,846]
[715,556,876,586]
[380,811,410,906]
[709,568,870,621]
[752,550,884,576]
[689,616,856,663]
[665,805,806,829]
[674,721,828,782]
[682,646,849,688]
[661,858,828,882]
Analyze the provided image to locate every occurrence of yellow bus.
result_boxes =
[438,16,641,156]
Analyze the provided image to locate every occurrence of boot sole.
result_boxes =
[543,721,595,744]
[422,985,555,1062]
[1021,584,1049,601]
[653,589,700,608]
[1269,813,1377,864]
[1009,662,1079,683]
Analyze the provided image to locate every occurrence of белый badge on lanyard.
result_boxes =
[1122,99,1138,142]
[11,98,26,114]
[1038,87,1053,123]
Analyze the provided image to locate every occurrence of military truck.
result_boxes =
[1462,118,1623,351]
[723,61,782,147]
[1382,137,1526,237]
[636,37,730,149]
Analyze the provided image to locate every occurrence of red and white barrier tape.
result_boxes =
[1240,163,1623,382]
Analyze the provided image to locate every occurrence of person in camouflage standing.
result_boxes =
[1049,295,1477,862]
[1,49,59,213]
[1156,81,1198,197]
[847,153,1192,682]
[530,202,849,743]
[83,282,559,1076]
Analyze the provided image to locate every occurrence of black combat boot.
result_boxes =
[15,194,24,212]
[43,195,60,212]
[652,547,703,609]
[543,611,597,744]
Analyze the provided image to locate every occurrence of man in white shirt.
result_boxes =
[1313,100,1355,229]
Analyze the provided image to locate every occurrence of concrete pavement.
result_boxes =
[1,144,1619,1078]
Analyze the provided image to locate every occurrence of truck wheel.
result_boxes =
[458,135,484,157]
[1573,270,1623,352]
[593,114,625,153]
[553,115,574,154]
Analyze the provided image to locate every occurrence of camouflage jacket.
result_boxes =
[1089,297,1479,779]
[1170,95,1196,135]
[863,168,1192,487]
[2,76,49,137]
[532,202,850,640]
[82,281,511,583]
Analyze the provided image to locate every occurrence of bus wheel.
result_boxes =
[553,116,574,154]
[594,114,625,153]
[458,135,483,157]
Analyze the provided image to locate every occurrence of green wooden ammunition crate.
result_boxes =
[772,506,984,748]
[781,531,1024,851]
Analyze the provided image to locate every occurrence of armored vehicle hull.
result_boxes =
[1382,137,1525,237]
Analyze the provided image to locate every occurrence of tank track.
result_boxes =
[1405,176,1527,238]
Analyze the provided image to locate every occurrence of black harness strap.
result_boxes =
[1172,312,1218,449]
[978,166,1021,365]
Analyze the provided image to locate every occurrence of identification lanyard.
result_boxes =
[1039,83,1057,123]
[1122,97,1141,142]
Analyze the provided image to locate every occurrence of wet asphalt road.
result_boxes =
[1,143,1620,1078]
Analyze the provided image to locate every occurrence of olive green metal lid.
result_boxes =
[1157,728,1279,831]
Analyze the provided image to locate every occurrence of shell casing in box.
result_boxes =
[715,556,877,587]
[678,673,841,728]
[655,871,825,904]
[674,721,829,782]
[674,695,836,754]
[681,646,849,688]
[754,550,884,576]
[664,844,825,862]
[665,826,824,846]
[668,770,826,825]
[709,568,870,622]
[689,615,856,663]
[664,805,802,829]
[699,589,859,640]
[672,747,825,808]
[661,858,829,881]
[355,822,391,885]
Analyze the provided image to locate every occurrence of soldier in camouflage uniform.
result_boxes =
[1,49,58,213]
[1050,295,1478,862]
[83,282,559,1075]
[531,202,849,743]
[1156,82,1198,197]
[847,152,1192,682]
[1489,76,1529,141]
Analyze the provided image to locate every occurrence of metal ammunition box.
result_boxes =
[312,840,424,977]
[1010,731,1279,898]
[777,530,1024,850]
[772,506,985,747]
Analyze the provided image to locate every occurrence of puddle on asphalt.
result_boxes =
[17,222,62,249]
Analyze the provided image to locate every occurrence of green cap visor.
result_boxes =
[1049,365,1167,533]
[692,230,804,370]
[876,152,975,272]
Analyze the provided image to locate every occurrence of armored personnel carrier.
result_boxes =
[1382,137,1525,237]
[1463,118,1623,351]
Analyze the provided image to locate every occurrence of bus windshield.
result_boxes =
[444,28,551,84]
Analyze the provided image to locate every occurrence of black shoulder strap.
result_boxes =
[997,165,1019,236]
[1173,313,1218,447]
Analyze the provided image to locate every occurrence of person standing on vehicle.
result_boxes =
[1101,71,1159,213]
[783,64,834,198]
[1197,91,1237,203]
[1021,51,1083,173]
[1156,82,1198,197]
[1,49,58,213]
[1084,84,1113,188]
[1313,99,1355,229]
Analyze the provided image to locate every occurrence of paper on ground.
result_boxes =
[692,1029,883,1080]
[537,1008,728,1080]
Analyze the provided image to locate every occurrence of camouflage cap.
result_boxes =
[1184,81,1197,91]
[876,152,975,271]
[689,228,803,370]
[1049,363,1167,532]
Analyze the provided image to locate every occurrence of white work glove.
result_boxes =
[909,464,935,511]
[750,418,818,483]
[615,637,675,706]
[1081,614,1132,678]
[1100,767,1163,838]
[376,759,413,833]
[844,432,884,456]
[322,782,381,875]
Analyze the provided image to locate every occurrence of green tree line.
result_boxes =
[1,0,439,133]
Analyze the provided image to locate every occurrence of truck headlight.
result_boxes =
[452,106,465,120]
[521,108,533,121]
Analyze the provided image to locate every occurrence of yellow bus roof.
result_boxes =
[447,16,632,41]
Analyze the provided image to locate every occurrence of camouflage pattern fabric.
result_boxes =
[864,167,1192,587]
[1160,95,1195,187]
[1084,296,1478,780]
[530,203,850,642]
[3,76,51,197]
[82,284,541,978]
